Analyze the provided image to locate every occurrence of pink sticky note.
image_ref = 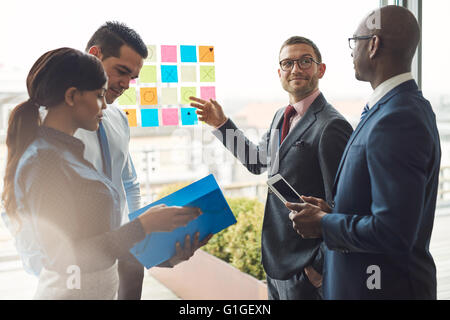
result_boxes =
[130,79,136,84]
[200,86,216,100]
[161,45,177,63]
[162,108,179,126]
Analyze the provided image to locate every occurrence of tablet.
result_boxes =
[267,174,303,204]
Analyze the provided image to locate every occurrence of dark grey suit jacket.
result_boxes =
[213,93,353,280]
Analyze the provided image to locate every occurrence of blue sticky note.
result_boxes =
[128,174,237,269]
[141,109,159,127]
[161,65,178,83]
[180,45,197,62]
[180,107,198,125]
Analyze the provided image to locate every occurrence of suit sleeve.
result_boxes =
[318,118,353,204]
[211,118,273,175]
[311,118,352,273]
[321,108,435,254]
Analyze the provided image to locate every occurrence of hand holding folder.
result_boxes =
[129,174,237,268]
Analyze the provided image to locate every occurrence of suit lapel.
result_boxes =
[331,80,419,195]
[331,103,381,195]
[276,94,326,166]
[268,110,285,175]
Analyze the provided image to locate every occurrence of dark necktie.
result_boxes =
[360,104,370,122]
[281,105,297,143]
[97,121,112,180]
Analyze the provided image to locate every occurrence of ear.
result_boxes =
[369,35,381,60]
[317,63,326,79]
[88,46,103,60]
[64,87,78,107]
[278,68,282,79]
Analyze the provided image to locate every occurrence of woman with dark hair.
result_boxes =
[1,47,201,299]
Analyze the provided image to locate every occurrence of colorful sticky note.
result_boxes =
[161,45,177,62]
[162,108,179,126]
[140,87,158,106]
[123,109,138,127]
[161,65,178,83]
[181,87,197,104]
[130,79,137,85]
[200,86,216,101]
[180,45,197,62]
[139,65,157,83]
[200,66,215,82]
[160,88,178,105]
[199,46,214,62]
[145,45,157,62]
[118,87,137,105]
[141,109,159,127]
[180,107,198,126]
[180,65,197,82]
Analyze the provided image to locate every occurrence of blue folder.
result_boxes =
[128,174,237,268]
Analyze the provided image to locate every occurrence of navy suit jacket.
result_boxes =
[322,80,441,299]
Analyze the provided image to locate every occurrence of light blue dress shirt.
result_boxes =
[3,104,142,275]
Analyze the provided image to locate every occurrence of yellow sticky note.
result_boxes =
[181,87,196,104]
[118,87,137,105]
[199,46,214,62]
[139,65,157,83]
[123,109,138,127]
[160,87,178,105]
[200,66,215,82]
[140,87,158,106]
[145,45,157,62]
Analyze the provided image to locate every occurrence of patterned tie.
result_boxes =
[97,121,112,180]
[281,105,297,143]
[360,104,370,122]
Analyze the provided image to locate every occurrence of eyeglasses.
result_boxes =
[279,57,321,71]
[348,35,374,49]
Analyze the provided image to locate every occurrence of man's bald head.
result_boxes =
[362,5,420,64]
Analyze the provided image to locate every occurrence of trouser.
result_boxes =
[267,268,323,300]
[117,255,145,300]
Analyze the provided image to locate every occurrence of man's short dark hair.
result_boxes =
[279,36,322,63]
[86,21,148,60]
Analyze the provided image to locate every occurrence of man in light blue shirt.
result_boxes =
[4,21,210,300]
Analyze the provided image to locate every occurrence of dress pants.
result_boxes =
[267,268,323,300]
[117,254,145,300]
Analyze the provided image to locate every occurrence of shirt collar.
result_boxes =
[367,72,414,109]
[291,89,321,117]
[38,126,85,156]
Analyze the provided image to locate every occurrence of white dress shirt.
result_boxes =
[367,72,414,109]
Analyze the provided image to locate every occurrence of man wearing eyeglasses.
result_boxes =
[190,36,353,300]
[286,6,441,299]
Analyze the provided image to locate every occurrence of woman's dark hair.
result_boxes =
[1,47,107,226]
[85,21,148,60]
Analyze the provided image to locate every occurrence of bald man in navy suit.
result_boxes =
[287,6,441,300]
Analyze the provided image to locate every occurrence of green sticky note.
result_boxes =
[200,66,215,82]
[118,87,137,105]
[145,45,157,62]
[161,87,178,105]
[180,65,197,82]
[139,65,157,83]
[180,87,197,104]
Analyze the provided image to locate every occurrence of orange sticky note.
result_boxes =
[199,46,214,62]
[123,109,138,127]
[140,87,158,106]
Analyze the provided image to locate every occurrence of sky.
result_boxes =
[0,0,449,104]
